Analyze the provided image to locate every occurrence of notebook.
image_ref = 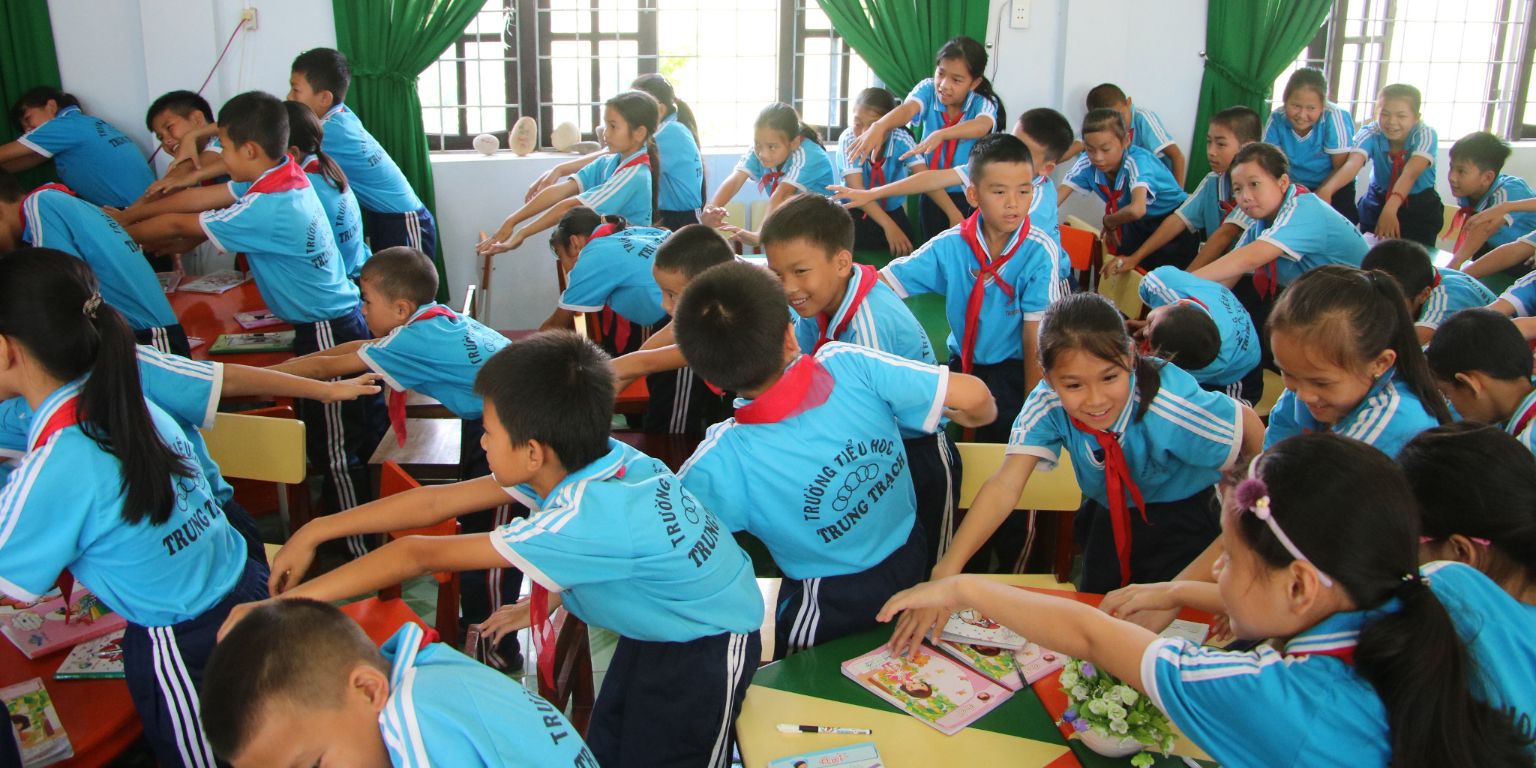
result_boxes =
[156,271,182,294]
[234,309,284,330]
[209,331,295,354]
[54,630,126,680]
[178,270,250,294]
[2,678,73,766]
[768,742,883,768]
[0,588,127,660]
[935,638,1067,691]
[939,609,1027,650]
[841,644,1012,735]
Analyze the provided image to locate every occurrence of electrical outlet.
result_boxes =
[240,6,258,31]
[1009,0,1030,29]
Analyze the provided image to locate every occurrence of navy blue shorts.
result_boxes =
[643,366,733,437]
[656,209,699,231]
[1075,488,1220,594]
[956,359,1026,444]
[1327,179,1360,224]
[904,431,961,572]
[853,205,913,253]
[776,523,925,658]
[362,206,438,261]
[135,323,192,358]
[1360,184,1444,250]
[920,190,972,242]
[1118,211,1199,271]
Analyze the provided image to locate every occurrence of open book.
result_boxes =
[0,587,127,660]
[939,608,1027,650]
[842,643,1012,735]
[2,678,73,766]
[178,269,250,294]
[54,630,126,680]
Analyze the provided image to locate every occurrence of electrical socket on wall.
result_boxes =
[240,6,258,31]
[1010,0,1030,29]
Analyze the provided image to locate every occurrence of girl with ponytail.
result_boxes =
[700,101,836,247]
[284,100,367,279]
[541,205,668,357]
[632,73,707,230]
[0,248,266,767]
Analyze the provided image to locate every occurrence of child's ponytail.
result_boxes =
[1363,268,1452,423]
[550,206,628,252]
[935,36,1006,133]
[283,100,348,193]
[632,73,707,204]
[605,90,663,220]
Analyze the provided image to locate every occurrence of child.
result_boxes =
[762,193,957,569]
[1424,308,1536,454]
[1061,110,1193,270]
[480,90,661,254]
[1326,84,1443,248]
[0,87,153,207]
[1136,266,1262,405]
[674,261,996,655]
[0,171,187,356]
[1444,131,1536,283]
[1084,83,1185,184]
[205,598,595,766]
[144,90,224,189]
[542,208,666,351]
[1119,106,1261,278]
[882,133,1070,442]
[701,102,835,245]
[1268,68,1359,222]
[880,432,1534,767]
[1265,265,1450,457]
[835,88,929,255]
[846,37,1003,239]
[1360,238,1495,344]
[284,100,368,280]
[0,248,266,768]
[255,332,764,768]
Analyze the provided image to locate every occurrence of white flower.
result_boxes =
[1110,718,1130,734]
[1059,670,1079,687]
[1085,698,1105,715]
[1115,685,1139,706]
[1108,703,1127,720]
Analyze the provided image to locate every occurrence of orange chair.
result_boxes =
[1059,225,1100,294]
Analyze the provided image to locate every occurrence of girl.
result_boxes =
[284,100,367,280]
[539,207,668,359]
[847,36,1004,239]
[835,87,928,255]
[1060,110,1193,270]
[700,102,835,246]
[479,90,661,255]
[882,433,1533,767]
[1425,307,1536,453]
[1359,238,1495,344]
[933,293,1263,594]
[1265,68,1358,222]
[1265,265,1450,457]
[1321,84,1443,248]
[0,87,154,208]
[0,248,266,768]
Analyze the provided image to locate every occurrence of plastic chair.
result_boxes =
[1255,369,1284,420]
[540,610,595,735]
[956,442,1081,582]
[201,406,306,534]
[1097,269,1145,320]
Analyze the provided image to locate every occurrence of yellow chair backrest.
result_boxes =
[1436,202,1458,245]
[1255,368,1284,419]
[201,412,306,484]
[1098,269,1144,319]
[956,442,1080,511]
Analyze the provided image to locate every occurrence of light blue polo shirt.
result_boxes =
[301,153,368,279]
[655,114,704,212]
[357,304,509,420]
[1456,174,1536,250]
[1234,184,1370,288]
[1502,384,1536,456]
[1351,120,1438,195]
[1128,106,1176,164]
[1265,368,1439,457]
[736,141,837,199]
[793,266,936,366]
[904,79,998,192]
[1175,171,1254,237]
[679,344,946,580]
[1263,104,1356,189]
[492,439,763,643]
[1062,145,1187,218]
[1499,268,1536,316]
[574,148,655,227]
[20,187,177,331]
[379,622,596,767]
[16,106,154,207]
[1007,360,1244,507]
[557,226,668,326]
[1418,268,1496,330]
[1139,266,1260,388]
[320,105,424,215]
[835,127,924,211]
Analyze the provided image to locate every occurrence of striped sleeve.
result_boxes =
[1136,109,1175,152]
[1138,266,1181,309]
[1323,105,1353,153]
[1123,154,1151,192]
[1006,384,1065,468]
[380,624,432,768]
[1407,122,1436,161]
[576,163,644,211]
[0,440,83,601]
[779,145,812,191]
[817,342,947,435]
[1416,285,1453,329]
[1145,377,1244,471]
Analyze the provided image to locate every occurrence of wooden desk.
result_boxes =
[168,281,293,366]
[0,642,140,767]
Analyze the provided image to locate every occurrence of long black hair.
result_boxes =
[283,100,347,194]
[1242,433,1529,768]
[935,36,1006,133]
[605,90,662,220]
[1038,293,1161,420]
[756,102,821,145]
[632,73,707,205]
[0,249,193,525]
[550,206,628,253]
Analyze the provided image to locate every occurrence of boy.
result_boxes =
[252,332,764,768]
[144,90,225,190]
[0,171,187,355]
[118,91,387,548]
[674,261,996,655]
[883,133,1069,442]
[1425,308,1536,454]
[1361,238,1495,344]
[1060,109,1193,270]
[266,246,524,663]
[761,193,958,569]
[1443,131,1536,283]
[1073,83,1185,184]
[1136,266,1262,404]
[290,48,437,259]
[1324,84,1443,249]
[205,598,596,767]
[0,86,153,207]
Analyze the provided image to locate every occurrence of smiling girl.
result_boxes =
[1265,68,1359,222]
[1321,83,1443,248]
[699,102,835,246]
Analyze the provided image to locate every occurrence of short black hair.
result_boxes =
[292,47,351,104]
[1085,83,1128,110]
[760,193,853,256]
[1360,239,1436,299]
[1147,303,1221,371]
[1426,308,1533,383]
[654,225,734,278]
[1211,106,1262,144]
[145,90,213,132]
[1015,108,1074,165]
[10,86,78,129]
[966,132,1033,186]
[360,246,438,307]
[0,171,23,203]
[1449,131,1511,175]
[473,331,613,471]
[1081,108,1127,140]
[218,91,288,161]
[201,598,387,761]
[673,261,790,392]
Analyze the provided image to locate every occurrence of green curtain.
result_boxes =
[814,0,990,97]
[332,0,487,300]
[0,0,61,189]
[1184,0,1331,187]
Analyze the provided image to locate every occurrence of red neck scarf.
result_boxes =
[1253,185,1311,300]
[930,110,964,170]
[249,157,311,195]
[33,393,82,622]
[735,355,835,424]
[1449,205,1476,252]
[385,306,457,446]
[814,264,879,352]
[1511,397,1536,437]
[1386,149,1408,196]
[616,152,651,175]
[1096,180,1124,255]
[957,211,1029,374]
[19,183,77,239]
[758,170,784,195]
[1069,417,1147,588]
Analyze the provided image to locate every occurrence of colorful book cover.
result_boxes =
[178,270,250,294]
[841,644,1012,735]
[54,629,126,680]
[939,608,1026,650]
[234,309,284,330]
[0,588,127,660]
[1012,641,1067,685]
[209,331,296,354]
[768,742,883,767]
[935,639,1023,690]
[156,271,182,294]
[2,678,73,766]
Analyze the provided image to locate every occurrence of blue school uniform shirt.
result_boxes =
[1455,173,1536,250]
[1138,267,1260,388]
[1062,145,1187,218]
[1174,171,1253,237]
[903,79,998,193]
[679,344,946,580]
[574,149,655,227]
[1417,268,1495,330]
[953,167,1061,238]
[655,114,704,212]
[358,304,510,420]
[199,159,360,323]
[301,154,369,279]
[1499,267,1536,316]
[1265,368,1439,457]
[16,106,153,207]
[1263,104,1356,189]
[736,140,837,199]
[1351,120,1438,195]
[0,380,246,626]
[1128,105,1176,164]
[1141,561,1536,767]
[556,226,668,326]
[1502,383,1536,455]
[882,214,1069,366]
[835,127,924,211]
[378,623,596,767]
[20,187,177,331]
[1008,361,1244,507]
[320,104,423,215]
[1234,184,1369,288]
[493,439,762,643]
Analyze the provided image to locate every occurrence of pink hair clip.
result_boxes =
[1238,457,1334,588]
[1418,535,1492,547]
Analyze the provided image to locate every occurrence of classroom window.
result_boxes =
[421,2,521,151]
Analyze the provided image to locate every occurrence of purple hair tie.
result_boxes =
[1239,456,1335,588]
